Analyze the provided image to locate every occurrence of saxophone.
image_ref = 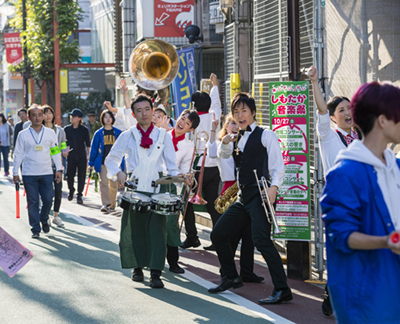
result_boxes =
[214,181,239,214]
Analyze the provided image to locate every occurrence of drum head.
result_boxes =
[151,193,181,204]
[122,192,152,203]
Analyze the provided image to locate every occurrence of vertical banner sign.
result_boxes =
[172,47,196,118]
[154,0,194,37]
[4,33,23,66]
[269,81,311,241]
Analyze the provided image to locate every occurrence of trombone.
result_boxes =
[253,170,283,236]
[179,131,209,232]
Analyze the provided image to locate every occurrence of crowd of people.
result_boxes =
[2,70,400,323]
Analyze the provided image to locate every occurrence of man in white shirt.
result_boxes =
[105,94,180,289]
[209,92,292,305]
[13,105,62,239]
[181,73,222,250]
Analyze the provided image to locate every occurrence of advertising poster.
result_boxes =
[269,81,311,240]
[171,47,196,118]
[4,33,23,66]
[154,0,194,37]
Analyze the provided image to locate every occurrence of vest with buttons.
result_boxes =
[233,126,270,187]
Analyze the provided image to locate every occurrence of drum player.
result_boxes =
[164,109,200,274]
[209,92,293,305]
[104,94,181,289]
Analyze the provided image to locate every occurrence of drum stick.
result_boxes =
[85,170,92,197]
[15,182,20,219]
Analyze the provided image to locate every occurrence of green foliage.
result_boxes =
[9,0,83,83]
[60,89,113,116]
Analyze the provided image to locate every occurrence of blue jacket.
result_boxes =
[321,159,400,324]
[88,126,125,173]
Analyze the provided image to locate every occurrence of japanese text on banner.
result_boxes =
[171,47,197,118]
[269,81,311,241]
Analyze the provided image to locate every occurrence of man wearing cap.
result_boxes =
[86,111,101,140]
[64,108,91,204]
[152,105,175,130]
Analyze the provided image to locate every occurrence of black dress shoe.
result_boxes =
[322,287,333,316]
[208,276,243,293]
[150,275,164,288]
[181,239,201,249]
[203,244,216,251]
[77,196,83,204]
[169,265,185,274]
[68,192,74,201]
[131,268,144,282]
[242,275,264,283]
[259,288,293,304]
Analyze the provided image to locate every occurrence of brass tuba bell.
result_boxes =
[129,39,180,91]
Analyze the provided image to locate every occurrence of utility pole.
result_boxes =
[22,0,29,108]
[54,0,61,125]
[286,0,311,281]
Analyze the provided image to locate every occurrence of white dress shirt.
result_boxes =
[207,140,235,182]
[13,126,62,176]
[115,107,137,130]
[105,125,180,178]
[192,85,222,168]
[167,130,195,174]
[316,112,357,177]
[219,122,284,188]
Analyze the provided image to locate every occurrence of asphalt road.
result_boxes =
[0,173,334,324]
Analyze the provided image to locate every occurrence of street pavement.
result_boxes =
[0,171,335,324]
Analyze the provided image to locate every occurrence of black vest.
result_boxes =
[233,126,270,187]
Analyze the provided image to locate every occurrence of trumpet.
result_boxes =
[253,170,283,236]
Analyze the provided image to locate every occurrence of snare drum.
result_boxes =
[118,192,152,213]
[150,193,183,215]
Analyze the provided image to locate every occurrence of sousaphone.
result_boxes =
[129,39,180,91]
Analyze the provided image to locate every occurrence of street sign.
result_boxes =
[60,70,106,93]
[154,0,194,37]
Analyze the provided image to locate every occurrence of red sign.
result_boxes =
[5,33,23,66]
[154,0,194,37]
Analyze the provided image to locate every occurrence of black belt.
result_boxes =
[239,183,258,190]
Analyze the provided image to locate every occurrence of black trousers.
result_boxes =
[228,221,256,280]
[211,186,288,290]
[67,158,87,197]
[53,169,62,212]
[166,244,179,267]
[184,166,221,241]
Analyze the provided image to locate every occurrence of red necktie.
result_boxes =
[171,129,185,152]
[137,124,154,148]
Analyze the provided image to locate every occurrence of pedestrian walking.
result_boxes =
[13,105,62,238]
[43,105,67,227]
[86,111,102,140]
[88,110,124,213]
[64,108,91,204]
[14,108,28,148]
[321,81,400,323]
[0,112,13,176]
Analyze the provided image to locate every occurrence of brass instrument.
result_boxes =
[188,131,209,205]
[253,170,283,236]
[214,181,239,214]
[129,39,179,91]
[179,131,209,232]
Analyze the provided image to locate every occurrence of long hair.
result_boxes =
[218,113,235,141]
[42,105,56,125]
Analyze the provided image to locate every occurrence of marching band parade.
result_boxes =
[1,2,400,324]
